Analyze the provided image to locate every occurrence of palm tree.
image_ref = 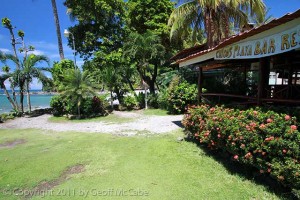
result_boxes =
[60,69,98,118]
[0,72,17,111]
[22,54,50,113]
[33,0,64,60]
[124,30,165,94]
[169,0,266,48]
[51,0,65,60]
[0,53,22,111]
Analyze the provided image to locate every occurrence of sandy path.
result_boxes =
[0,111,183,136]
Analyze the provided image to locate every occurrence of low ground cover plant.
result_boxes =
[182,105,300,195]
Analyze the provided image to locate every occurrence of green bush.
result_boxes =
[136,92,145,109]
[147,93,159,108]
[157,89,169,110]
[167,80,197,114]
[0,113,15,122]
[50,95,67,116]
[123,94,138,110]
[182,105,300,192]
[82,96,106,117]
[50,95,106,118]
[98,93,110,109]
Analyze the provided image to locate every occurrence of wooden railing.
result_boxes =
[201,93,300,105]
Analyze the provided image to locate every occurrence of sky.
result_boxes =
[0,0,300,89]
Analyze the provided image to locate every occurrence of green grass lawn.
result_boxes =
[142,109,169,116]
[0,128,280,200]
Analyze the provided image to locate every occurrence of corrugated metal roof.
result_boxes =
[175,8,300,64]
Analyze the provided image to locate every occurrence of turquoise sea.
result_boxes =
[0,90,54,114]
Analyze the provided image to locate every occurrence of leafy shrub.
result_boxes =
[136,92,145,109]
[123,94,138,110]
[157,89,169,110]
[147,93,159,108]
[82,96,106,117]
[98,93,110,109]
[50,95,106,118]
[0,113,15,122]
[50,95,67,116]
[167,80,197,114]
[182,105,300,192]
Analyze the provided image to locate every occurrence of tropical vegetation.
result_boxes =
[2,0,299,197]
[1,18,50,114]
[183,105,300,197]
[169,0,266,47]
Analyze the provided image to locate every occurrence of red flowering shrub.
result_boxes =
[182,105,300,191]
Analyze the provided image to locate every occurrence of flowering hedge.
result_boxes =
[182,105,300,191]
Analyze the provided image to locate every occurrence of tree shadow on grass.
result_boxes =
[184,136,298,200]
[172,120,184,128]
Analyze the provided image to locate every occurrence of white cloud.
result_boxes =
[30,78,43,90]
[4,80,11,89]
[29,50,45,55]
[0,48,11,53]
[3,78,42,90]
[76,60,85,67]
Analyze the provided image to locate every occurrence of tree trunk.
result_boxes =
[124,76,135,93]
[148,80,155,94]
[19,81,25,113]
[114,87,124,105]
[223,14,230,39]
[51,0,65,60]
[197,66,203,105]
[137,65,157,94]
[77,103,81,118]
[1,82,17,111]
[205,11,212,48]
[20,90,24,113]
[6,24,21,111]
[110,90,114,110]
[6,78,19,110]
[26,81,31,113]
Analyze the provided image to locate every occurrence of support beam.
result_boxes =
[287,58,293,98]
[197,66,203,105]
[257,58,269,105]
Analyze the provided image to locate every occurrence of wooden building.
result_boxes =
[172,9,300,105]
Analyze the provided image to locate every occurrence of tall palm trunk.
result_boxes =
[1,82,17,110]
[5,22,21,112]
[8,78,19,110]
[51,0,65,60]
[26,81,32,113]
[77,99,81,118]
[110,90,114,110]
[205,9,214,48]
[19,82,25,113]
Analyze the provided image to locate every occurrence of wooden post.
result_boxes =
[244,65,247,95]
[287,57,293,98]
[197,66,203,105]
[257,58,269,105]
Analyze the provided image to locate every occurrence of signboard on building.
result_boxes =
[215,24,300,60]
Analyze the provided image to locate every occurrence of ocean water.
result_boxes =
[0,90,54,114]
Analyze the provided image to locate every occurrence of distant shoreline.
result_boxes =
[0,91,58,96]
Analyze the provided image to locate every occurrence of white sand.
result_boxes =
[0,111,183,136]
